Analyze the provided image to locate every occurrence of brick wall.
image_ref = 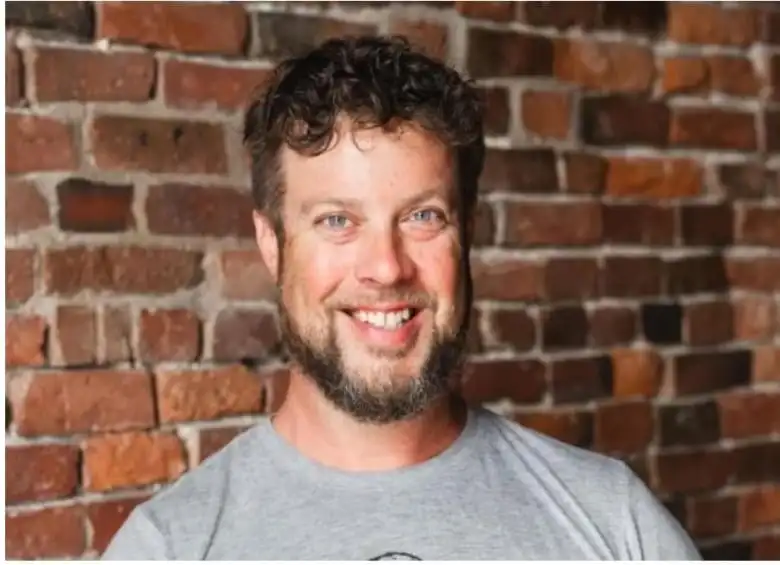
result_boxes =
[5,1,780,559]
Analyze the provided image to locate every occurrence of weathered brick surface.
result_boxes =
[6,2,778,559]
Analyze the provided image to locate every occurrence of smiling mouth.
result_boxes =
[342,308,422,330]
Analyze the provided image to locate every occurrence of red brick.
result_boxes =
[674,350,751,396]
[490,309,536,352]
[10,370,155,437]
[56,178,134,233]
[388,19,448,60]
[471,257,542,301]
[662,57,708,94]
[481,149,558,194]
[97,2,247,55]
[581,96,669,146]
[456,1,515,21]
[544,258,600,300]
[6,314,46,368]
[681,203,734,246]
[718,391,780,439]
[551,356,612,404]
[563,152,607,194]
[671,108,757,151]
[602,256,664,298]
[6,33,22,106]
[473,201,496,246]
[6,249,36,306]
[103,306,133,363]
[662,56,760,97]
[479,87,510,136]
[467,28,553,78]
[606,157,702,198]
[754,536,780,560]
[709,56,760,97]
[164,59,270,111]
[6,444,79,503]
[55,305,97,366]
[220,250,276,301]
[594,401,653,453]
[146,184,254,238]
[603,204,675,245]
[156,365,263,423]
[6,179,50,235]
[505,202,602,246]
[739,486,780,531]
[86,496,149,554]
[520,1,599,29]
[754,346,780,382]
[611,348,663,399]
[44,246,204,296]
[739,206,780,247]
[90,116,227,174]
[685,300,733,346]
[733,296,776,340]
[687,496,738,538]
[264,367,290,413]
[521,89,571,140]
[213,310,279,362]
[655,448,735,494]
[5,506,86,559]
[668,3,760,46]
[726,257,780,292]
[514,409,593,447]
[590,307,637,347]
[6,113,77,174]
[33,47,154,102]
[84,431,186,492]
[554,39,654,92]
[461,360,545,406]
[198,426,248,463]
[139,308,200,363]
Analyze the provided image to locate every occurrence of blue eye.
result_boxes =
[321,214,351,229]
[410,209,441,223]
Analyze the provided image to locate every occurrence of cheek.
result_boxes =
[286,240,350,305]
[413,239,461,305]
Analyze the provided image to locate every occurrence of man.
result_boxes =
[103,36,700,560]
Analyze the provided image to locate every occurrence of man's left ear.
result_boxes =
[253,210,280,283]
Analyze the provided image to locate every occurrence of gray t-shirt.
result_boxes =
[103,407,700,560]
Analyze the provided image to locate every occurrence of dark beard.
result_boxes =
[278,303,470,424]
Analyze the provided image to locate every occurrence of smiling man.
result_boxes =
[103,36,700,560]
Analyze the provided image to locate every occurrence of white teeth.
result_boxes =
[353,308,413,330]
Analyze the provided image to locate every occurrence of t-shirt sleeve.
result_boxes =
[101,507,172,560]
[622,465,701,560]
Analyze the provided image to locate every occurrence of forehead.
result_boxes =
[279,121,455,208]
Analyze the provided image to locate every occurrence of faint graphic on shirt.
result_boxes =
[369,551,423,560]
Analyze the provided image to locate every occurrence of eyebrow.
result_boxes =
[299,187,451,216]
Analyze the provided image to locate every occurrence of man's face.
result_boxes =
[260,121,470,423]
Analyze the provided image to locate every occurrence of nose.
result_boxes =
[354,226,414,287]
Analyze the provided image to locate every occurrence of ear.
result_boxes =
[253,211,280,283]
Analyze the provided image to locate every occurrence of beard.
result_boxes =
[277,289,471,424]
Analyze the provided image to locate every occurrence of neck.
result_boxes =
[271,370,467,472]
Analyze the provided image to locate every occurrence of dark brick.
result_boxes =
[718,163,778,198]
[667,255,728,294]
[468,28,554,78]
[251,14,375,59]
[542,306,588,350]
[521,1,599,28]
[480,87,510,136]
[733,442,780,483]
[473,201,496,246]
[456,1,515,21]
[641,303,682,345]
[590,306,637,347]
[600,1,668,35]
[766,10,780,44]
[581,96,669,146]
[551,356,612,404]
[686,300,733,346]
[603,204,675,245]
[655,448,735,494]
[602,257,664,298]
[6,2,94,39]
[674,350,752,396]
[687,496,738,539]
[563,152,607,194]
[480,149,558,194]
[544,258,600,300]
[461,359,546,405]
[659,400,720,447]
[491,309,536,352]
[766,110,780,152]
[701,541,753,561]
[681,203,734,245]
[56,178,134,233]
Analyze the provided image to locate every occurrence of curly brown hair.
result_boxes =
[242,35,486,237]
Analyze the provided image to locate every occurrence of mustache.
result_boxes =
[328,291,434,311]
